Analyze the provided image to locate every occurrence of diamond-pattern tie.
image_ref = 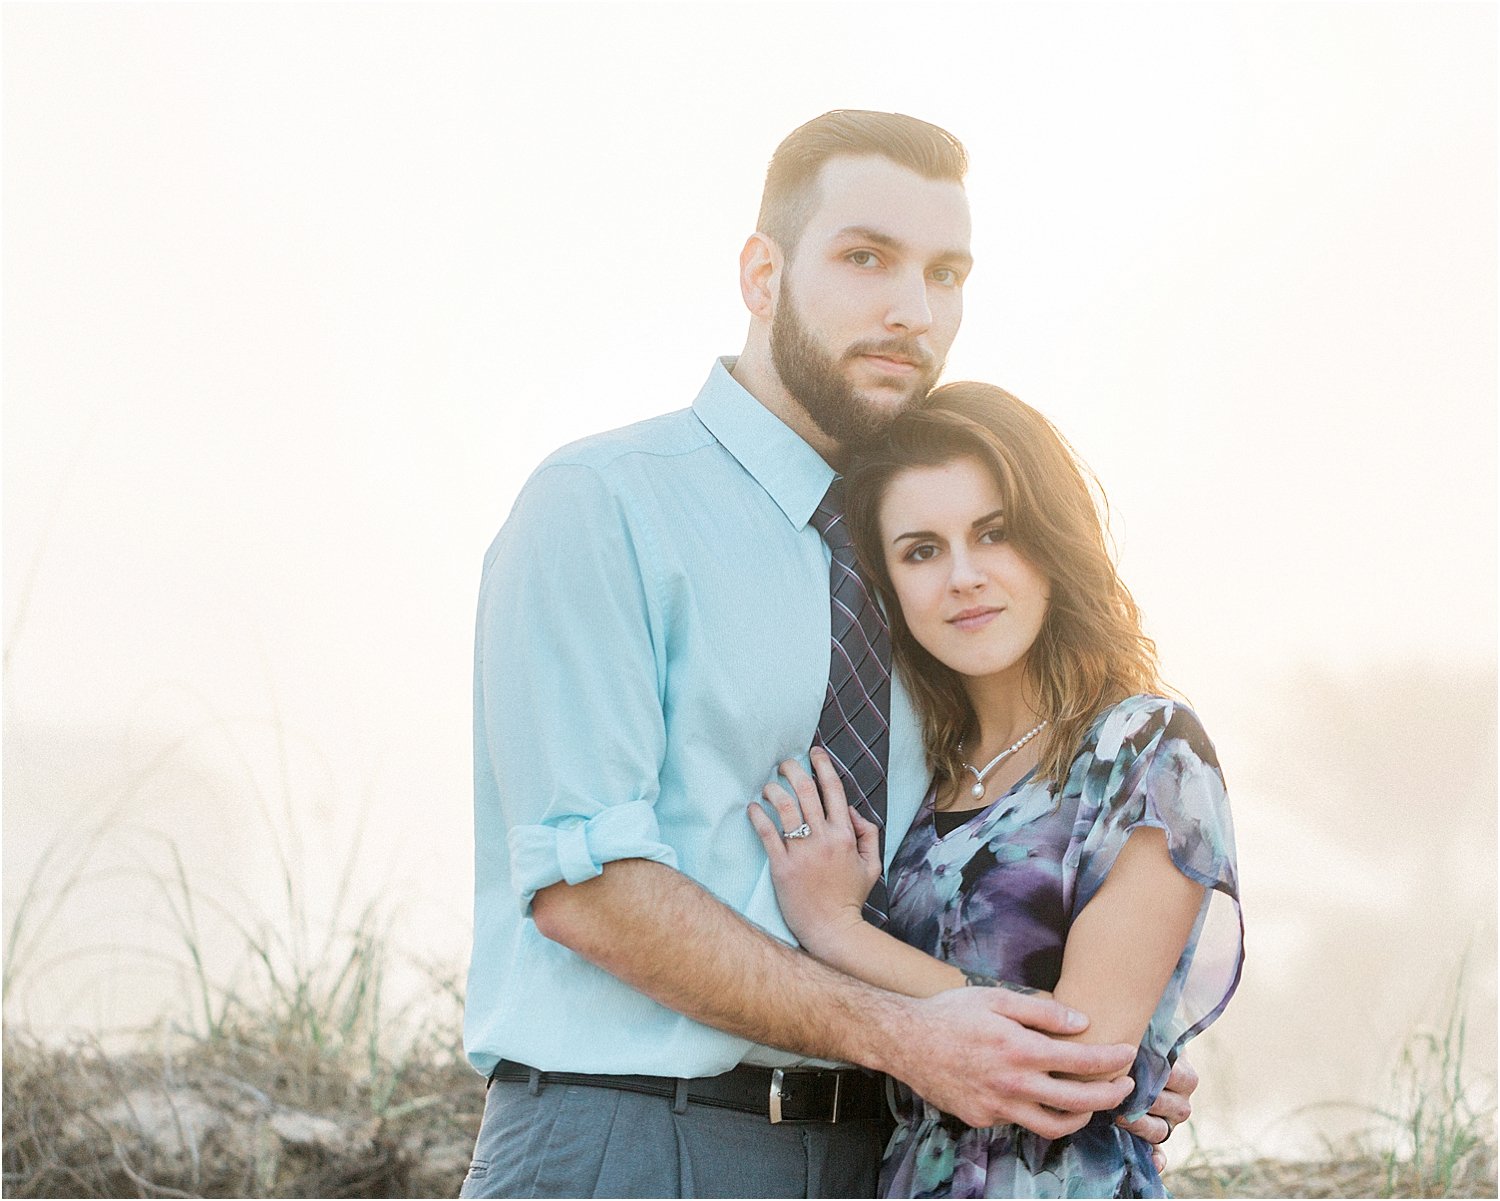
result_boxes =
[809,478,892,926]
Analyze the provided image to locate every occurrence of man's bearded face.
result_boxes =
[770,270,943,450]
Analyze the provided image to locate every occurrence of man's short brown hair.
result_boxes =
[756,110,969,257]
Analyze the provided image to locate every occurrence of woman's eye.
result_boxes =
[979,526,1007,544]
[904,543,939,563]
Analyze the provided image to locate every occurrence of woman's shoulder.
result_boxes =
[1082,693,1220,772]
[1065,695,1234,864]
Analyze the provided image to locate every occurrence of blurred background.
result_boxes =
[5,0,1494,1165]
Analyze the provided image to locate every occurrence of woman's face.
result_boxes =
[878,455,1051,684]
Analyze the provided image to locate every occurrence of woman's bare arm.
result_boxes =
[1050,827,1204,1077]
[750,748,1203,1149]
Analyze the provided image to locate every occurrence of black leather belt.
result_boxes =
[489,1059,884,1123]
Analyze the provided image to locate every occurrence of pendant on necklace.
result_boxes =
[960,720,1049,804]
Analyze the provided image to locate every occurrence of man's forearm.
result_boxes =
[532,856,908,1070]
[529,856,1142,1137]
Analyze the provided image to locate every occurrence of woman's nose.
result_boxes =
[948,550,984,592]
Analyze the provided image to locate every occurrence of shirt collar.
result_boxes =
[692,357,836,530]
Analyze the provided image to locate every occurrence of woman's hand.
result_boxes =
[747,747,883,964]
[1116,1057,1198,1171]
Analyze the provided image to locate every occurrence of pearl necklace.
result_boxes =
[960,721,1048,800]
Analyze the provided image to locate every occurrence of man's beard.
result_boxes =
[769,275,943,450]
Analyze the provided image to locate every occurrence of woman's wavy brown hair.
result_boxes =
[845,381,1163,793]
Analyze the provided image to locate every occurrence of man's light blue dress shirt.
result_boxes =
[464,359,929,1079]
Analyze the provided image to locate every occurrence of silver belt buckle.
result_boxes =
[769,1068,842,1124]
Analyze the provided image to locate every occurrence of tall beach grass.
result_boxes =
[6,835,1495,1198]
[2,716,1494,1198]
[3,809,479,1198]
[1162,967,1496,1198]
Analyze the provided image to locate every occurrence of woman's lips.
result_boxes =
[948,606,1003,632]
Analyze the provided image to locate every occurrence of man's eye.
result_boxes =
[930,267,960,286]
[848,250,880,268]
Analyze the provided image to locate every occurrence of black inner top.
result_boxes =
[932,806,985,838]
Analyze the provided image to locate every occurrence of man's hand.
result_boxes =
[534,858,1139,1144]
[883,985,1137,1138]
[1115,1057,1198,1171]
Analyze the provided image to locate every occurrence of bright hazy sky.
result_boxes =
[8,4,1493,728]
[3,2,1495,1144]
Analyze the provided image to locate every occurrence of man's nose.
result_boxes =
[885,270,933,335]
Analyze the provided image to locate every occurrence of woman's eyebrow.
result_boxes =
[892,510,1005,545]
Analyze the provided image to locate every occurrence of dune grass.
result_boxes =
[1163,971,1496,1199]
[1379,976,1494,1197]
[2,1016,479,1197]
[3,818,1495,1198]
[7,942,1496,1198]
[3,755,484,1198]
[3,839,479,1198]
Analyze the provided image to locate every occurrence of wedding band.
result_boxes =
[1159,1118,1176,1142]
[782,823,811,840]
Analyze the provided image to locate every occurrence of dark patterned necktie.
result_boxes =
[809,478,892,925]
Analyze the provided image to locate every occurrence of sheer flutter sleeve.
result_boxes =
[1063,696,1244,1118]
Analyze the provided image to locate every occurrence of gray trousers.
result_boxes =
[458,1076,885,1199]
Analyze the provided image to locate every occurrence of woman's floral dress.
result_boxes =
[881,695,1243,1198]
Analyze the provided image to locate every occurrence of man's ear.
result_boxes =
[738,232,781,319]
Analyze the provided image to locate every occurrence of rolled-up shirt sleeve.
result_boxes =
[476,459,677,912]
